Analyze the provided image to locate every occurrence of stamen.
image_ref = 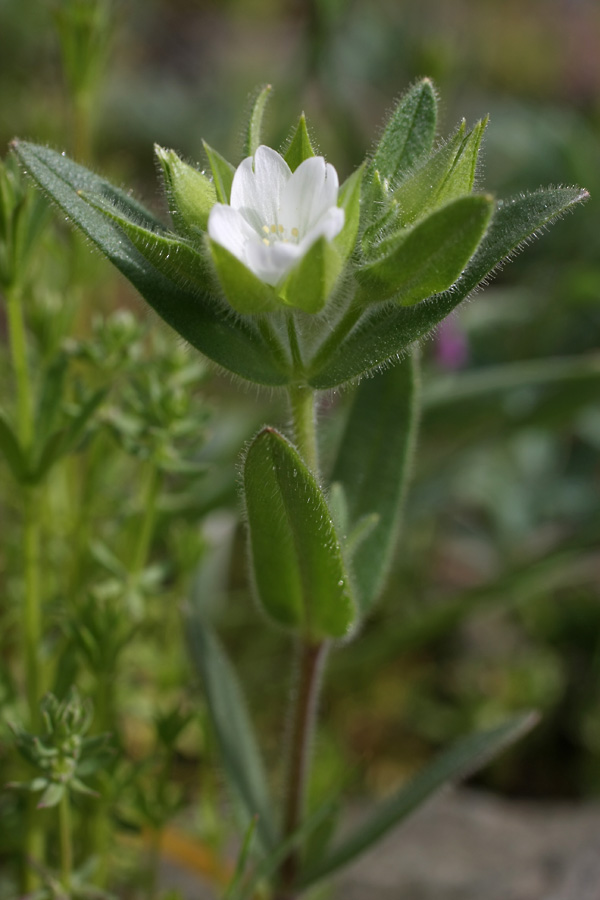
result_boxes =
[291,227,299,238]
[270,224,277,233]
[262,225,270,234]
[262,238,270,246]
[278,224,284,233]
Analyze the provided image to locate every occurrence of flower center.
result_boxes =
[260,223,300,247]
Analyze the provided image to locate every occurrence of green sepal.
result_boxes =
[244,84,273,157]
[154,145,216,236]
[335,164,364,262]
[85,191,212,292]
[284,114,316,173]
[243,427,356,641]
[331,351,420,612]
[309,185,588,388]
[279,236,343,314]
[208,239,281,314]
[12,141,291,386]
[358,194,494,307]
[202,141,235,203]
[369,78,437,192]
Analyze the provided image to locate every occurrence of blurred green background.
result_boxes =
[2,0,600,809]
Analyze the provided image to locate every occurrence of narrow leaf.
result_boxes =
[244,84,273,157]
[299,713,538,889]
[436,116,488,205]
[390,121,466,228]
[203,142,235,204]
[33,387,106,480]
[12,141,291,386]
[331,350,420,612]
[243,427,356,640]
[185,609,277,853]
[86,192,212,291]
[309,186,588,388]
[370,78,438,188]
[284,114,316,173]
[358,194,494,306]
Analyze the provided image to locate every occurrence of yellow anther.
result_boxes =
[262,237,270,246]
[291,227,299,237]
[262,225,270,234]
[278,224,284,233]
[270,224,277,233]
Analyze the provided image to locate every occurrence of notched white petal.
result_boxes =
[208,204,256,261]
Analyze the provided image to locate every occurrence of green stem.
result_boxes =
[6,284,34,450]
[131,461,162,576]
[6,285,46,890]
[59,790,73,894]
[276,641,327,900]
[307,297,363,379]
[23,487,42,727]
[288,384,318,474]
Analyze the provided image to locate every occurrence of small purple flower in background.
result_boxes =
[435,315,469,370]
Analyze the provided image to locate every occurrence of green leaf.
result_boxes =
[435,116,488,206]
[202,141,235,204]
[370,78,438,189]
[244,84,273,157]
[331,351,420,612]
[298,713,538,890]
[232,795,339,900]
[284,114,316,173]
[0,410,28,482]
[243,427,356,640]
[12,141,291,387]
[33,387,106,480]
[185,609,277,854]
[208,239,281,314]
[86,191,212,291]
[335,164,364,262]
[358,194,494,306]
[309,186,588,388]
[279,236,343,314]
[37,781,65,809]
[389,121,466,227]
[154,145,216,235]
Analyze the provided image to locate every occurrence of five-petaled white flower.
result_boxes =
[208,145,344,287]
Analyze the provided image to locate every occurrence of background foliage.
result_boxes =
[1,0,599,893]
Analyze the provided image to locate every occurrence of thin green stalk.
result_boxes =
[59,791,73,893]
[307,297,364,379]
[288,384,318,474]
[131,461,162,576]
[276,641,327,900]
[6,284,34,450]
[23,487,42,728]
[6,285,46,889]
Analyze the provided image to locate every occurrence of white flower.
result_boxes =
[208,145,344,287]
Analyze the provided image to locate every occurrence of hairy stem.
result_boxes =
[288,383,318,474]
[277,641,327,900]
